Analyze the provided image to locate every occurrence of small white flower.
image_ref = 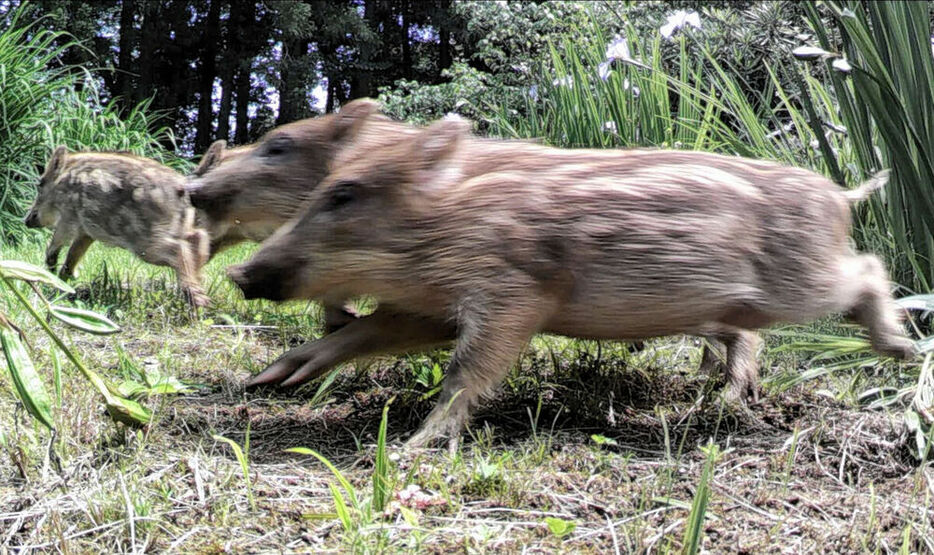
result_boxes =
[528,85,539,101]
[660,10,701,39]
[605,36,632,62]
[552,75,574,88]
[604,121,617,134]
[832,58,852,73]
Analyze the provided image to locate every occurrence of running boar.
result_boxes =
[24,147,210,307]
[230,116,916,449]
[185,99,417,256]
[186,98,419,331]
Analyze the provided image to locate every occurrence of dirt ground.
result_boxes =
[2,321,932,553]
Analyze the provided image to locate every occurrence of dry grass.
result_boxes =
[1,242,932,553]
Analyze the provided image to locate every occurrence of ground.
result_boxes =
[1,240,932,553]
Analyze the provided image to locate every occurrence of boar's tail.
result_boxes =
[843,169,890,204]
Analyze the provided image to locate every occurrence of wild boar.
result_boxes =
[186,99,422,331]
[185,99,417,257]
[229,115,916,449]
[24,146,210,307]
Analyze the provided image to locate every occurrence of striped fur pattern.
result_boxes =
[231,116,915,448]
[24,146,210,306]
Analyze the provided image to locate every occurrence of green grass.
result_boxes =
[0,235,932,552]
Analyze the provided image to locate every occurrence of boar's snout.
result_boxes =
[186,182,235,215]
[227,261,292,301]
[23,210,40,228]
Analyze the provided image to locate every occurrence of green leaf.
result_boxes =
[116,380,150,398]
[105,395,152,428]
[49,305,121,335]
[544,517,577,539]
[0,260,74,293]
[0,321,55,430]
[591,434,618,446]
[287,447,359,509]
[372,401,392,513]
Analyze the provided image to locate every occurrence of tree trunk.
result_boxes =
[276,39,307,125]
[116,0,136,103]
[325,76,335,113]
[350,0,377,99]
[136,1,159,106]
[194,0,221,153]
[217,63,234,142]
[439,0,451,76]
[234,62,251,144]
[401,0,411,80]
[216,0,239,143]
[233,0,256,144]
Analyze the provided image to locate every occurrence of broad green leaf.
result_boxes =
[544,517,577,539]
[0,322,54,430]
[105,395,152,427]
[49,305,120,335]
[0,260,74,293]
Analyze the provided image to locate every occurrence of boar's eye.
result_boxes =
[325,181,357,211]
[263,136,293,157]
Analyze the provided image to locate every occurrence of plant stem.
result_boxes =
[0,275,118,403]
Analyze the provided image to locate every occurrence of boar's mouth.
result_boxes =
[227,262,294,302]
[23,210,40,228]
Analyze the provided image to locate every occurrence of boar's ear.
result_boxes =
[414,115,471,169]
[193,140,227,176]
[40,145,68,182]
[331,98,381,143]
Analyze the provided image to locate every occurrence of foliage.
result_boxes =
[288,401,395,549]
[797,1,934,292]
[0,260,151,430]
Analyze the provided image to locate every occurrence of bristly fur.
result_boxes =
[232,113,914,448]
[25,148,210,306]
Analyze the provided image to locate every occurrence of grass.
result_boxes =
[1,236,932,552]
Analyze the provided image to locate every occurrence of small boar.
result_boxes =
[229,116,916,449]
[24,147,210,306]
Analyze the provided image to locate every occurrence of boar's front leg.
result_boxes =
[44,224,77,274]
[405,301,543,453]
[246,310,456,388]
[323,304,361,334]
[59,234,94,280]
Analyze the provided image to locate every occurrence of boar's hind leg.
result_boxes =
[406,305,541,453]
[715,330,761,403]
[59,234,94,280]
[842,254,915,360]
[697,337,727,376]
[144,237,210,307]
[248,310,456,388]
